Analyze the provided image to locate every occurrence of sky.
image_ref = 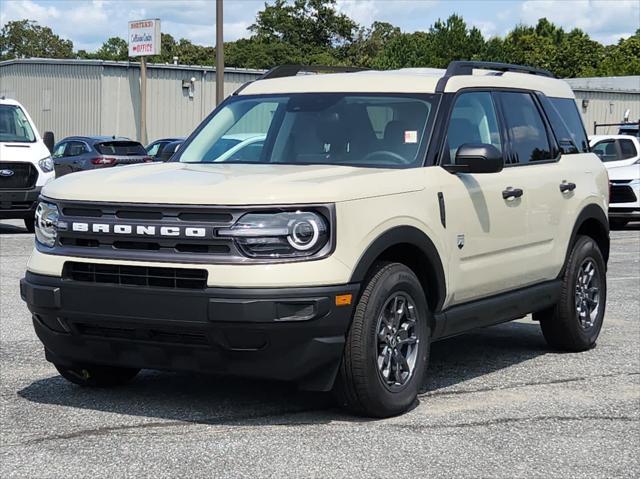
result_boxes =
[1,0,638,52]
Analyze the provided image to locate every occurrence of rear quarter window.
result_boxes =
[549,98,589,153]
[619,139,638,159]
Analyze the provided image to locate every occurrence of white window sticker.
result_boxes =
[404,130,418,144]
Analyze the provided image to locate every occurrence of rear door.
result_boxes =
[494,91,564,284]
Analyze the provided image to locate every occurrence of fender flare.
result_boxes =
[349,225,447,312]
[562,203,610,274]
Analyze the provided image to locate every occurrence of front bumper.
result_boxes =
[20,272,359,391]
[0,187,41,219]
[609,207,640,220]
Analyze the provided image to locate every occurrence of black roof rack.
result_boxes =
[233,64,367,95]
[435,60,555,92]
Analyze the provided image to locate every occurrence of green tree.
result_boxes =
[344,21,401,67]
[250,0,357,52]
[94,37,129,61]
[0,19,73,60]
[597,30,640,75]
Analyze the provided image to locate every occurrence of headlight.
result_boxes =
[34,201,59,247]
[219,211,329,258]
[38,156,54,173]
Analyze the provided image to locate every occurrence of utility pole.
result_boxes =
[140,56,148,144]
[216,0,224,105]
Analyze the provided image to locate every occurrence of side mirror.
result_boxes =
[43,131,55,153]
[444,143,504,174]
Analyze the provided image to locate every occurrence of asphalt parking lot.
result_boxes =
[1,219,638,478]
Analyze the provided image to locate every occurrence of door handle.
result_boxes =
[502,187,524,199]
[559,182,576,193]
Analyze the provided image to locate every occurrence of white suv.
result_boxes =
[21,62,609,417]
[590,134,640,227]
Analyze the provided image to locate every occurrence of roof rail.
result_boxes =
[233,64,367,95]
[435,60,555,92]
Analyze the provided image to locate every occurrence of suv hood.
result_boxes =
[42,162,425,204]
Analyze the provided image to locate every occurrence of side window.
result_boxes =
[591,140,619,162]
[498,92,553,164]
[146,142,162,156]
[65,141,88,157]
[549,98,589,153]
[445,91,502,163]
[619,139,638,159]
[52,142,66,158]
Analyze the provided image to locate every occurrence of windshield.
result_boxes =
[0,105,36,143]
[178,93,437,168]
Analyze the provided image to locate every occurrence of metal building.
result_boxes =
[2,58,638,141]
[0,58,263,143]
[565,76,640,135]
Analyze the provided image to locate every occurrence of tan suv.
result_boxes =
[21,62,609,417]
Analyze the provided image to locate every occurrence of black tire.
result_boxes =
[55,363,140,387]
[534,235,606,351]
[609,219,629,229]
[23,217,35,233]
[335,262,431,418]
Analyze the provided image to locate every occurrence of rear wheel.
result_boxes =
[55,363,140,387]
[534,235,606,351]
[335,262,430,417]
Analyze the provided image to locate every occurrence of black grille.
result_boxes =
[64,262,208,289]
[610,185,637,204]
[0,163,38,189]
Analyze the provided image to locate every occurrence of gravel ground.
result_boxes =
[1,219,638,478]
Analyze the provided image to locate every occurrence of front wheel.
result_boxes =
[534,235,606,351]
[335,262,430,417]
[55,363,140,387]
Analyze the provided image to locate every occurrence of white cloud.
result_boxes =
[519,0,639,43]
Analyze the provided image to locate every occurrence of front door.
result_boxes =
[441,91,531,304]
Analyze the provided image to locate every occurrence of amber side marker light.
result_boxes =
[335,294,352,306]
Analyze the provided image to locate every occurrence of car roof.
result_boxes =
[239,68,575,99]
[0,98,23,107]
[151,137,184,143]
[589,135,640,143]
[61,136,135,144]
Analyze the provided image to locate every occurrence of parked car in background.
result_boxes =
[590,135,639,168]
[203,133,266,163]
[590,135,640,228]
[145,137,184,160]
[0,98,55,231]
[52,136,152,177]
[607,164,640,228]
[155,139,184,161]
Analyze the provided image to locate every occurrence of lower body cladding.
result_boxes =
[0,187,41,219]
[20,271,359,392]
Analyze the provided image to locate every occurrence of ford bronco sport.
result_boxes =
[21,62,609,417]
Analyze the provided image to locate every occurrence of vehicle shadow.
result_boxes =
[0,221,30,234]
[17,321,549,426]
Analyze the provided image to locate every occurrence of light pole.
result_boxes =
[216,0,224,105]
